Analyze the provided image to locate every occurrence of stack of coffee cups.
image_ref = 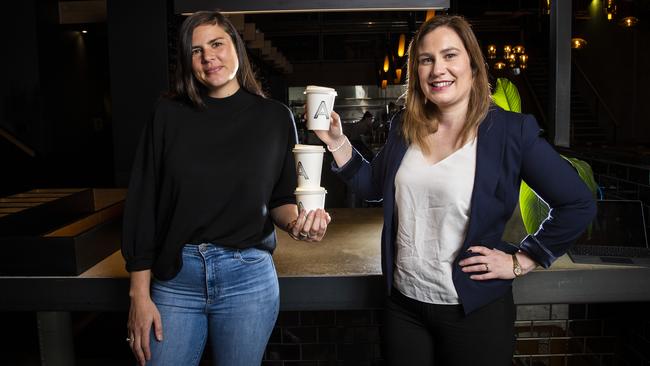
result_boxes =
[293,85,337,211]
[293,144,326,212]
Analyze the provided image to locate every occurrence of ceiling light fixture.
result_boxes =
[487,44,496,59]
[487,44,528,74]
[619,16,639,27]
[571,37,587,49]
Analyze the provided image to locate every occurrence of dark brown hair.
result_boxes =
[172,11,264,108]
[402,15,491,154]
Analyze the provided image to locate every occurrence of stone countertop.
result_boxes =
[82,206,642,278]
[2,207,650,311]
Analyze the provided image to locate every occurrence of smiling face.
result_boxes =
[191,23,240,98]
[417,26,474,113]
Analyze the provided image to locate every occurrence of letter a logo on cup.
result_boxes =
[313,101,330,120]
[305,85,337,130]
[297,161,309,180]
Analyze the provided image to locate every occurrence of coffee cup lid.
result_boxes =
[304,85,337,96]
[293,144,325,152]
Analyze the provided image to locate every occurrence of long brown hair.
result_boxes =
[402,15,491,154]
[172,11,265,108]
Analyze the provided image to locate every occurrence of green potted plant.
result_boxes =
[519,156,599,235]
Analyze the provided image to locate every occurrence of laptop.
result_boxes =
[568,200,650,266]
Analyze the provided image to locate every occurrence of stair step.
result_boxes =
[571,115,596,119]
[571,105,591,111]
[573,133,608,138]
[571,116,597,121]
[527,57,611,145]
[573,127,603,132]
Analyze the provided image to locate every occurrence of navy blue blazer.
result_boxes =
[333,107,596,314]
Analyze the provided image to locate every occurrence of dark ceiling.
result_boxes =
[244,0,543,64]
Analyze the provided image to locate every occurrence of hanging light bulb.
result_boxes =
[519,54,528,69]
[425,10,435,21]
[397,34,406,58]
[494,62,506,70]
[383,55,390,72]
[395,68,402,84]
[571,38,587,49]
[487,44,497,59]
[513,45,525,54]
[619,16,639,27]
[503,45,512,59]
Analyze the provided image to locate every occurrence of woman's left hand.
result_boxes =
[459,246,519,280]
[288,208,331,242]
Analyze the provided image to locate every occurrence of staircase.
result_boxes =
[523,55,609,146]
[523,55,549,122]
[570,87,608,145]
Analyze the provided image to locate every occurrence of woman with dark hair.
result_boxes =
[121,11,330,366]
[313,15,595,365]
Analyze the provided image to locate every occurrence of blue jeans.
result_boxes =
[148,244,279,365]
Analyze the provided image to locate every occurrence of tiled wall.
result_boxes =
[263,302,650,366]
[263,310,383,366]
[10,302,645,365]
[514,304,616,366]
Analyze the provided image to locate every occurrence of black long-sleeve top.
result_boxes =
[121,89,298,280]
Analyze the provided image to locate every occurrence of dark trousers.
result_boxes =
[384,288,515,366]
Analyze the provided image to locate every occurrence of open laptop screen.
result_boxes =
[574,200,648,248]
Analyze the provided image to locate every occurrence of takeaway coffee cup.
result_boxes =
[304,85,337,130]
[295,187,327,212]
[293,144,325,188]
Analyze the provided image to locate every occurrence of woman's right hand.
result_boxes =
[311,111,345,147]
[128,295,163,366]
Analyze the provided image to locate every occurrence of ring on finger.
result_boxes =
[299,232,309,239]
[484,263,489,271]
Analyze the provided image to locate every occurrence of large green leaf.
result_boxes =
[563,157,599,195]
[519,181,550,234]
[519,155,598,234]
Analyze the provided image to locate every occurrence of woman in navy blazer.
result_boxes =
[314,15,595,366]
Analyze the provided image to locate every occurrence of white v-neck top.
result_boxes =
[393,137,477,304]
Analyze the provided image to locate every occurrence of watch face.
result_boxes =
[514,267,522,276]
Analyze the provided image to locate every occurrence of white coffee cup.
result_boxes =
[293,144,325,188]
[304,85,337,130]
[295,187,327,212]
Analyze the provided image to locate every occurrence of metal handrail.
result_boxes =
[572,59,620,127]
[0,127,36,157]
